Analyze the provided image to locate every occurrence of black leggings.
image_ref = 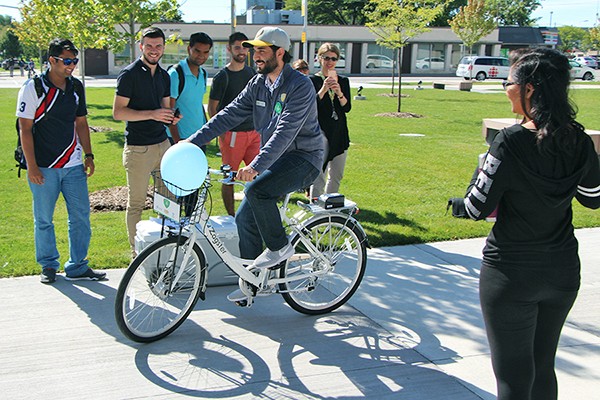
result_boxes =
[479,265,579,400]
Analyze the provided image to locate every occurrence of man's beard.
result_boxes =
[232,53,246,64]
[256,54,277,75]
[142,54,160,65]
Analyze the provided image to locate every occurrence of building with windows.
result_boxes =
[96,23,501,77]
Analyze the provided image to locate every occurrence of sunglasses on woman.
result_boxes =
[502,80,516,90]
[295,66,309,71]
[321,56,338,62]
[52,56,79,66]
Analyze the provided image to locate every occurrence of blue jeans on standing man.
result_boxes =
[28,165,91,277]
[235,152,320,260]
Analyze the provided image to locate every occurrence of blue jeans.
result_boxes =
[28,165,91,276]
[235,152,320,260]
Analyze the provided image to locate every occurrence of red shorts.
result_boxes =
[218,130,261,170]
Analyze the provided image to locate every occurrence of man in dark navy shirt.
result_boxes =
[17,38,105,284]
[113,27,180,256]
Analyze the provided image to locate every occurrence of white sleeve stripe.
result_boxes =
[578,185,600,197]
[577,183,600,193]
[464,197,481,218]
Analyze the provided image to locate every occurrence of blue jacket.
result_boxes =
[189,64,324,173]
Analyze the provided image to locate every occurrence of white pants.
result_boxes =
[310,150,348,198]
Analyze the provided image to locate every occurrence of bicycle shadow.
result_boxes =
[220,305,493,399]
[51,275,272,397]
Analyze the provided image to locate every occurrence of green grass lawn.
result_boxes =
[1,85,599,277]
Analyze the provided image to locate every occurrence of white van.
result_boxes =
[455,56,510,81]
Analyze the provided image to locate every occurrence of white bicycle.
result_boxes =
[115,167,369,343]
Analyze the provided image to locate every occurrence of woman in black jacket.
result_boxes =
[309,43,351,199]
[457,48,600,400]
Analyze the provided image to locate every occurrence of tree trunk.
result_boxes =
[79,42,86,88]
[129,13,136,64]
[390,48,396,95]
[397,47,403,113]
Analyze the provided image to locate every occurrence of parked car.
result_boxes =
[313,54,346,69]
[455,55,510,81]
[365,54,394,69]
[573,56,598,69]
[569,60,596,81]
[415,57,444,70]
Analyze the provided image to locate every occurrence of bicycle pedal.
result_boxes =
[267,261,286,270]
[235,299,253,308]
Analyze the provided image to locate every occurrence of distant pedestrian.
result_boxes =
[27,59,35,78]
[292,59,310,75]
[8,57,15,77]
[18,59,25,76]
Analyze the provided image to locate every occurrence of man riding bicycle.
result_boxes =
[188,27,324,271]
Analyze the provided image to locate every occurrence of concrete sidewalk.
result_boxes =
[1,229,598,399]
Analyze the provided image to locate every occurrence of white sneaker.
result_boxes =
[253,243,294,269]
[227,289,247,302]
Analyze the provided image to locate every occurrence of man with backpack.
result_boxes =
[167,32,212,148]
[16,38,105,284]
[208,32,259,216]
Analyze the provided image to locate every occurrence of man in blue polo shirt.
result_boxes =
[17,38,105,284]
[168,32,212,148]
[113,27,180,256]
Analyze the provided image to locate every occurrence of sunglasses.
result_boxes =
[502,80,516,90]
[52,56,79,66]
[321,56,338,62]
[295,66,309,71]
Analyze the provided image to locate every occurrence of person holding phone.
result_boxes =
[309,43,352,199]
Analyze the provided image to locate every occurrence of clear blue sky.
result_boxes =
[1,0,599,27]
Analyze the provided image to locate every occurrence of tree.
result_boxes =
[284,0,369,25]
[431,0,468,27]
[365,0,445,113]
[449,0,496,56]
[0,15,12,27]
[0,28,22,57]
[485,0,541,26]
[558,26,588,53]
[14,0,180,74]
[588,26,600,52]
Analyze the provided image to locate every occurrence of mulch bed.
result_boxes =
[89,186,153,212]
[374,112,424,118]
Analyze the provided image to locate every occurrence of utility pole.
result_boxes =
[231,0,236,34]
[302,0,308,61]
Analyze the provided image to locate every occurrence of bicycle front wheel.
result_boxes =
[115,235,206,342]
[280,215,367,314]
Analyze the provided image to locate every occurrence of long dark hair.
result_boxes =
[510,47,584,151]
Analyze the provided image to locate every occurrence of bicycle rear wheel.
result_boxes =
[115,235,206,342]
[279,215,367,314]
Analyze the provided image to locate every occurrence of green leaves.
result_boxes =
[449,0,496,49]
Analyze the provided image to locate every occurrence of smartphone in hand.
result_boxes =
[174,108,181,118]
[327,69,337,79]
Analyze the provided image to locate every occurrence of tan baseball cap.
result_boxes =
[243,27,291,51]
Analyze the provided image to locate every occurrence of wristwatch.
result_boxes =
[84,153,94,160]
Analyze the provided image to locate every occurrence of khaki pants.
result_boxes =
[122,139,171,252]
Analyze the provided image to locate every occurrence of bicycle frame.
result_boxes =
[161,170,361,297]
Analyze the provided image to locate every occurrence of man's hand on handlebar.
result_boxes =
[237,165,258,182]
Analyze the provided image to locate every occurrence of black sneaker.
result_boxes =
[65,268,107,281]
[40,268,56,284]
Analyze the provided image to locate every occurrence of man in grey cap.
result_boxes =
[188,26,324,300]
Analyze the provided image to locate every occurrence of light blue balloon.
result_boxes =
[160,142,208,196]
